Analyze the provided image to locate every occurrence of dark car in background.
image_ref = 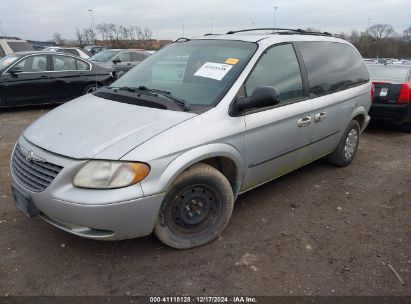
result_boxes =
[0,51,114,108]
[89,49,149,75]
[84,45,107,55]
[367,63,411,132]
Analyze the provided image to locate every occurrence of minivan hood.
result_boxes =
[23,94,196,159]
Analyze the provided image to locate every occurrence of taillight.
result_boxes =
[371,83,375,101]
[398,83,410,104]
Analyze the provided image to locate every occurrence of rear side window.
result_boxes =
[53,55,76,71]
[7,41,34,52]
[130,52,147,61]
[298,42,369,98]
[0,46,5,57]
[63,49,80,57]
[245,43,304,104]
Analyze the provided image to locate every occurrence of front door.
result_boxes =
[1,54,51,106]
[242,43,312,191]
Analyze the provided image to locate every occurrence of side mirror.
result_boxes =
[116,71,125,79]
[8,67,23,75]
[112,58,121,64]
[232,86,280,114]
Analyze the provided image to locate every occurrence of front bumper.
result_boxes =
[11,136,165,241]
[369,103,410,123]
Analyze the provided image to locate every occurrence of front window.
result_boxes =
[0,54,19,70]
[12,55,48,72]
[89,50,119,62]
[110,40,258,106]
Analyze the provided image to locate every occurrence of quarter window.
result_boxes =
[13,55,48,72]
[76,59,90,71]
[297,42,370,98]
[245,44,304,104]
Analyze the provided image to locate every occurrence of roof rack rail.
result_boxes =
[226,28,333,37]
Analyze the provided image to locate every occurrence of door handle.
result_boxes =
[297,116,312,127]
[40,75,48,78]
[314,112,327,122]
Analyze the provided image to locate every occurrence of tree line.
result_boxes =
[308,24,411,59]
[52,23,411,58]
[53,23,155,49]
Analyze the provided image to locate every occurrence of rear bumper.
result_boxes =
[369,103,410,123]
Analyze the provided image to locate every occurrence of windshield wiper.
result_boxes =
[137,86,191,111]
[109,86,191,111]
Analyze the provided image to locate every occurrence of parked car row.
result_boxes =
[0,52,114,107]
[0,40,151,107]
[10,29,373,249]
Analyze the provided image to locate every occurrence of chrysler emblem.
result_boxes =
[23,150,46,163]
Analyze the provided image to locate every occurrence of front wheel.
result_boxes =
[154,163,234,249]
[327,120,360,167]
[82,83,98,95]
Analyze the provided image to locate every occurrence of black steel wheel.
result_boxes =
[154,163,234,249]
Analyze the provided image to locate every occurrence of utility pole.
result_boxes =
[211,16,214,34]
[273,6,278,28]
[0,21,4,37]
[88,9,95,43]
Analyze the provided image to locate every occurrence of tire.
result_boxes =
[402,122,411,133]
[154,163,234,249]
[327,120,360,167]
[82,83,98,95]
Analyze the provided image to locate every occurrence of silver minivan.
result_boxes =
[10,29,372,249]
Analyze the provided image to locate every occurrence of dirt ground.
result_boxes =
[0,106,410,297]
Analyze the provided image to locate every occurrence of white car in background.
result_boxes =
[0,37,34,58]
[42,47,91,59]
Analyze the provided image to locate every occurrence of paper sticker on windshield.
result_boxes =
[194,62,233,81]
[225,58,239,65]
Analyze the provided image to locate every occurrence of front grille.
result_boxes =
[11,144,63,192]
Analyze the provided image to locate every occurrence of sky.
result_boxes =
[1,0,410,41]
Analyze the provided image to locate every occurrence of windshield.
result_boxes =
[0,55,20,70]
[43,47,57,52]
[110,40,258,106]
[367,65,410,83]
[89,50,119,62]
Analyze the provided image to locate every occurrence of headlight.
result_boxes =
[73,161,150,189]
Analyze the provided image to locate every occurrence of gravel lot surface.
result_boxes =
[0,106,410,296]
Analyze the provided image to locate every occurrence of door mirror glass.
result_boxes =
[112,58,121,64]
[235,86,280,112]
[116,71,125,79]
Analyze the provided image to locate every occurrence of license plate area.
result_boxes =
[11,186,40,218]
[380,87,389,97]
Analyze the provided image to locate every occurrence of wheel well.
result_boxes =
[353,114,366,130]
[189,157,238,194]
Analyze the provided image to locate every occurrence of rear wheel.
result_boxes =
[327,120,360,167]
[402,122,411,133]
[154,163,234,249]
[82,84,98,95]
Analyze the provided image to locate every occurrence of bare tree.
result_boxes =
[366,24,395,40]
[75,28,84,46]
[52,32,64,45]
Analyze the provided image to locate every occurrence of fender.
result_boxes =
[141,143,244,197]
